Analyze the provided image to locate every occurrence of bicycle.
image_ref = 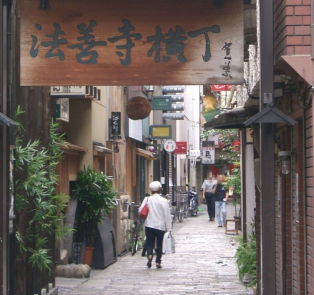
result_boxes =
[125,202,141,256]
[178,194,188,222]
[164,194,176,226]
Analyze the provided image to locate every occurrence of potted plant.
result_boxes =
[72,166,117,266]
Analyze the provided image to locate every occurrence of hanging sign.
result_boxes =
[56,98,69,122]
[149,125,172,139]
[111,112,121,138]
[202,146,215,164]
[164,139,176,152]
[20,0,243,86]
[174,142,187,154]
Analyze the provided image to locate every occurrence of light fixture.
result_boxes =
[113,142,119,153]
[39,0,50,10]
[146,85,154,101]
[278,151,291,175]
[145,135,153,142]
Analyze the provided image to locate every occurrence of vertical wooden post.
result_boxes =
[0,0,11,293]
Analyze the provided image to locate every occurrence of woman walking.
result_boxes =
[139,181,172,269]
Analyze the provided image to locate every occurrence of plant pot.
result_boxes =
[84,246,95,266]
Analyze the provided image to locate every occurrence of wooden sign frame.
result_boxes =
[20,0,243,86]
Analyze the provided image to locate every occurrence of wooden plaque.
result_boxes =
[20,0,243,86]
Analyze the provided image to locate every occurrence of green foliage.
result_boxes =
[202,128,240,163]
[72,166,117,246]
[15,106,73,272]
[235,225,257,286]
[202,128,241,203]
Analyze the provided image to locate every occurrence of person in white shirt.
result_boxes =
[139,181,172,269]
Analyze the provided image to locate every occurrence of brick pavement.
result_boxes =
[56,204,252,295]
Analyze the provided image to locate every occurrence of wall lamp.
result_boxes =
[278,151,291,175]
[146,85,154,101]
[39,0,50,10]
[113,142,119,153]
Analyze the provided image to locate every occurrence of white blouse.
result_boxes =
[139,193,172,232]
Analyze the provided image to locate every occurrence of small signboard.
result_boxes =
[162,86,185,94]
[151,98,172,111]
[149,125,172,139]
[162,113,184,120]
[174,142,187,154]
[189,150,200,158]
[111,112,121,138]
[56,98,69,122]
[72,242,85,264]
[164,139,176,152]
[153,95,184,102]
[51,86,87,97]
[202,147,215,164]
[171,103,184,111]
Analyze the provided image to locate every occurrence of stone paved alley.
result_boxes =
[56,204,253,295]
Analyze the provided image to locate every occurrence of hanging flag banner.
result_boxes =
[211,85,233,91]
[20,0,243,86]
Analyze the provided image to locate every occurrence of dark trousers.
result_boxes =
[205,193,215,219]
[145,227,165,264]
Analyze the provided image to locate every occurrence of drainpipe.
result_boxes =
[241,129,247,243]
[281,172,287,295]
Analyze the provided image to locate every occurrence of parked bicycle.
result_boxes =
[164,194,176,226]
[125,202,141,256]
[187,185,198,217]
[178,194,188,222]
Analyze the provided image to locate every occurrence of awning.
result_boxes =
[93,145,113,154]
[136,148,155,159]
[60,142,88,154]
[204,105,259,130]
[0,112,18,126]
[277,55,313,86]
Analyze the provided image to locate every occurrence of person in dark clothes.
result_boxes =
[212,175,229,227]
[201,171,216,221]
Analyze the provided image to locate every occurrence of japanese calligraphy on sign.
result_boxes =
[20,0,243,86]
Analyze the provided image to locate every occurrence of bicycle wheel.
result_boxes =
[131,235,138,255]
[178,205,184,223]
[131,223,139,255]
[184,202,189,218]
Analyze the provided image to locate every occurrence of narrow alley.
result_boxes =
[57,204,252,295]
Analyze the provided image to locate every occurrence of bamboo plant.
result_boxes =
[72,166,117,247]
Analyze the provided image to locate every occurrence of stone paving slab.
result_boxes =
[56,204,252,295]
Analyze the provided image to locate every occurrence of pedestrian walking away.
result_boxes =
[212,175,229,227]
[139,181,172,269]
[201,171,216,221]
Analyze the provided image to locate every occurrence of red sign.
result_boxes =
[211,85,233,91]
[174,142,187,154]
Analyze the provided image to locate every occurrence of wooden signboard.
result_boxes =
[20,0,243,86]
